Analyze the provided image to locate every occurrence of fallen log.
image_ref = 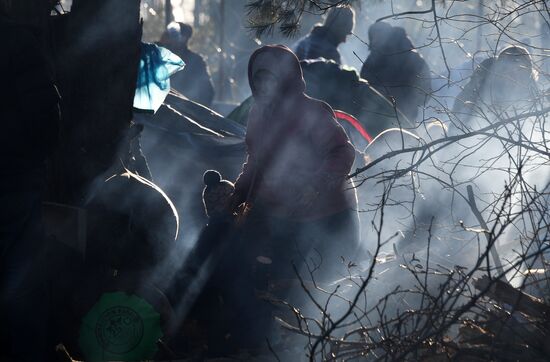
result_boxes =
[165,92,246,138]
[135,104,224,137]
[473,275,550,319]
[458,320,493,345]
[480,307,550,356]
[453,343,544,362]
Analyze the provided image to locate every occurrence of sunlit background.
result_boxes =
[58,0,549,105]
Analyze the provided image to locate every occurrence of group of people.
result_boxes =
[157,4,540,136]
[179,5,543,353]
[179,8,431,348]
[294,6,432,123]
[158,5,434,127]
[1,2,545,360]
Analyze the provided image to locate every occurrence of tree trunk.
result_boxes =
[48,0,142,204]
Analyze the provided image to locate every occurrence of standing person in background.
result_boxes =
[361,21,432,122]
[294,5,355,64]
[159,21,215,107]
[452,45,540,127]
[0,4,60,360]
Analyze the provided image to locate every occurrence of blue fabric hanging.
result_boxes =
[133,42,185,113]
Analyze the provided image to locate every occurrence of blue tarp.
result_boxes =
[133,43,185,113]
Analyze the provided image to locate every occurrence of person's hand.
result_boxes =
[227,192,244,214]
[234,201,254,226]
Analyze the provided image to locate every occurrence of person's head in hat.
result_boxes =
[323,5,356,46]
[160,21,194,49]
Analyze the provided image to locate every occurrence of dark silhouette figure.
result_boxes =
[294,6,355,64]
[234,45,360,279]
[202,170,234,219]
[159,22,215,107]
[452,45,539,130]
[225,45,360,349]
[175,170,242,356]
[86,170,178,272]
[360,22,432,122]
[0,13,60,361]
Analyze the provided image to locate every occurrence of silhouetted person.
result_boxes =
[227,44,359,348]
[234,45,360,279]
[202,170,234,220]
[360,21,432,122]
[186,170,235,282]
[453,45,539,130]
[0,10,60,361]
[159,22,215,107]
[170,170,241,356]
[294,5,355,64]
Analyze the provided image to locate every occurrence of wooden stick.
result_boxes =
[474,275,550,319]
[466,185,505,278]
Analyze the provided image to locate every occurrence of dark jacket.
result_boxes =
[453,57,539,120]
[452,58,496,117]
[294,26,342,64]
[360,27,431,122]
[164,44,215,107]
[301,59,400,137]
[234,45,356,221]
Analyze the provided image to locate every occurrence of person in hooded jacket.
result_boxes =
[452,45,540,132]
[360,21,432,122]
[294,5,355,64]
[225,45,360,350]
[233,45,360,283]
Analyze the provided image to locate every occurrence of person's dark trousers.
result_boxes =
[246,208,361,281]
[0,187,49,361]
[231,208,361,349]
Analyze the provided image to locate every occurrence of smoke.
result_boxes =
[281,3,549,349]
[125,0,550,355]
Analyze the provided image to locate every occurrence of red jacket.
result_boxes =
[234,45,356,220]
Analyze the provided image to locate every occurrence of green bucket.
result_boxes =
[79,291,163,361]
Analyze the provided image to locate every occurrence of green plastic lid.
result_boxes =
[79,291,163,361]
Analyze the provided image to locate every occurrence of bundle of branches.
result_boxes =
[274,246,550,361]
[454,275,550,361]
[273,162,550,361]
